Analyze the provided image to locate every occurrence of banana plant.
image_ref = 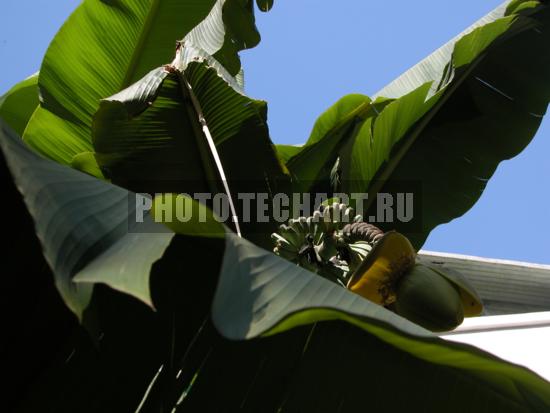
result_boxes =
[2,0,550,411]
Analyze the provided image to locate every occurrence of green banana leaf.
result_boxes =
[282,94,373,189]
[201,234,550,411]
[0,119,177,317]
[0,117,226,412]
[93,51,289,246]
[179,321,549,412]
[180,0,270,76]
[0,118,85,411]
[281,0,550,249]
[22,0,270,166]
[0,73,39,136]
[22,0,213,164]
[1,116,232,316]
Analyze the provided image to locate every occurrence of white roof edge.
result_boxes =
[419,250,550,271]
[441,311,550,335]
[418,250,550,315]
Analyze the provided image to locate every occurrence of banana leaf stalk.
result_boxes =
[167,42,243,237]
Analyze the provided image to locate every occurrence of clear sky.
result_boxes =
[1,1,549,264]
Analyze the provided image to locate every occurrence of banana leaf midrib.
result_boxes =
[175,67,242,236]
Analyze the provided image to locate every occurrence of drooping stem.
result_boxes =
[174,66,242,237]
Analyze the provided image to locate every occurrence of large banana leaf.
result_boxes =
[189,234,550,412]
[179,321,549,412]
[282,94,374,190]
[0,120,177,317]
[282,1,550,248]
[0,120,84,412]
[21,0,211,164]
[0,121,226,412]
[93,50,289,246]
[188,0,264,76]
[364,2,550,248]
[22,0,269,166]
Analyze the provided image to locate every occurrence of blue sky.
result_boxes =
[1,1,549,263]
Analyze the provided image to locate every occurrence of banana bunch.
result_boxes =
[271,203,362,280]
[272,203,484,332]
[271,202,359,261]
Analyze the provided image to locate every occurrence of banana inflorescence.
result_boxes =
[272,202,483,332]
